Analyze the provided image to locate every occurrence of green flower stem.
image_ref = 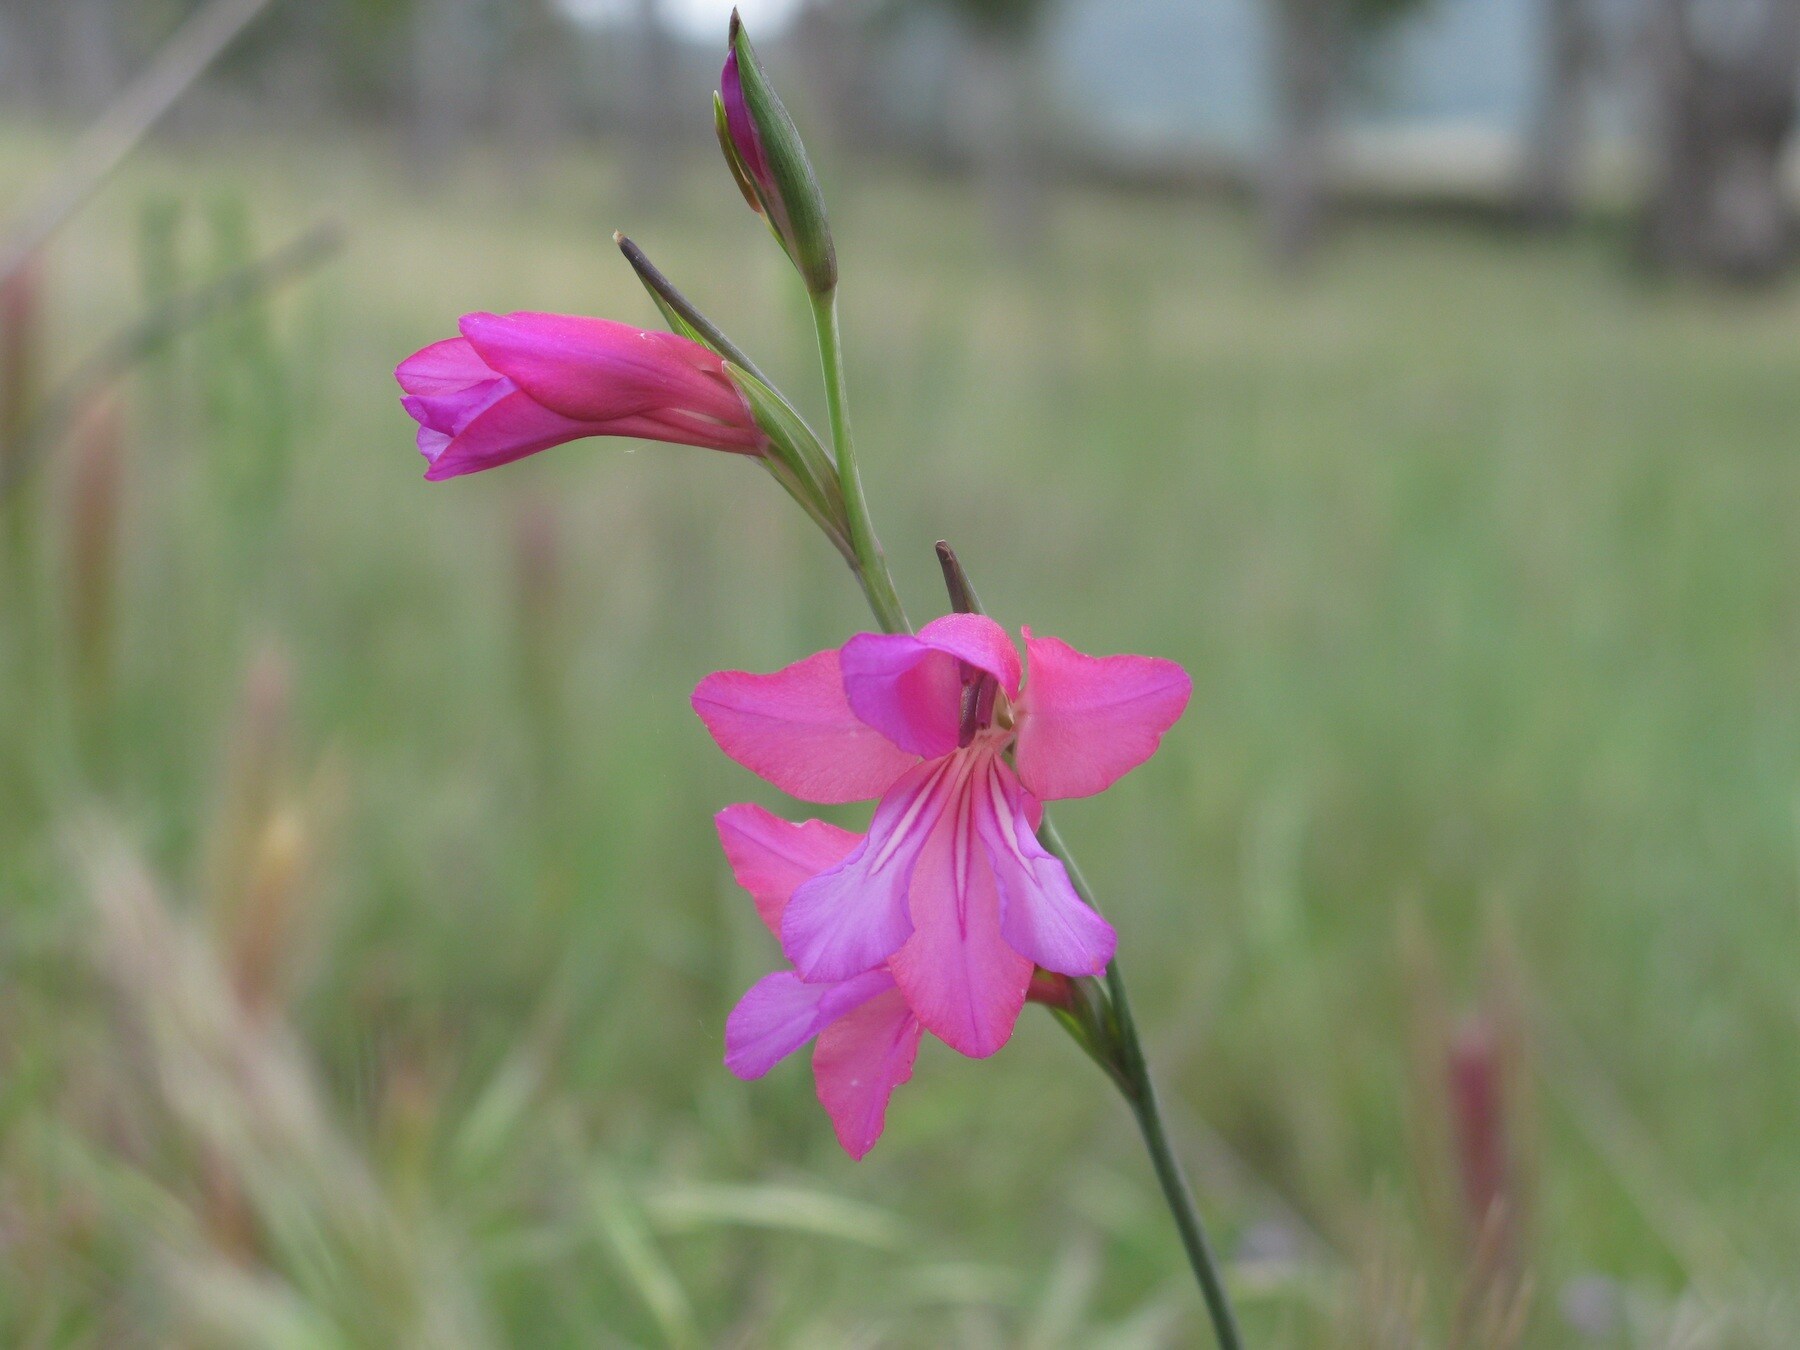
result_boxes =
[804,302,1240,1349]
[808,291,907,635]
[1038,817,1245,1350]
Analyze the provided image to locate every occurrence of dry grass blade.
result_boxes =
[2,222,343,498]
[641,1182,908,1250]
[73,820,493,1348]
[586,1167,699,1350]
[0,0,275,282]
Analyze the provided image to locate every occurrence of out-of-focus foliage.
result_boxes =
[2,87,1800,1348]
[915,0,1056,39]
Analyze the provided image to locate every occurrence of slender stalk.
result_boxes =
[808,328,1239,1342]
[1126,1064,1245,1350]
[808,291,907,635]
[1040,817,1244,1350]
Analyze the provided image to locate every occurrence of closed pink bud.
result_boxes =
[1447,1015,1514,1256]
[396,312,765,481]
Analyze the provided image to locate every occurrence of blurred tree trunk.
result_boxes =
[625,0,676,208]
[1264,0,1338,268]
[412,0,485,173]
[63,0,123,113]
[0,1,48,109]
[958,24,1046,257]
[1521,0,1588,226]
[1640,0,1800,281]
[794,0,877,151]
[503,0,568,181]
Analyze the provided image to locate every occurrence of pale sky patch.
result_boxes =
[558,0,803,42]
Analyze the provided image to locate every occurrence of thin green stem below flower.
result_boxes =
[1037,815,1244,1350]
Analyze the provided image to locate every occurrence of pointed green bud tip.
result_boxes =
[717,11,837,295]
[614,232,765,381]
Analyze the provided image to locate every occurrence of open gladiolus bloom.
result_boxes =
[398,17,1246,1332]
[697,614,1191,1089]
[396,311,765,480]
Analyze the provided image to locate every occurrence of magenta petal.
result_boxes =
[839,616,1021,760]
[725,968,893,1080]
[838,634,964,758]
[415,424,451,463]
[395,337,497,395]
[423,389,605,480]
[976,760,1116,977]
[693,649,919,804]
[813,987,923,1160]
[397,336,518,470]
[1014,629,1192,801]
[715,804,862,938]
[782,758,959,981]
[461,311,748,427]
[401,379,511,439]
[916,614,1023,697]
[887,765,1033,1058]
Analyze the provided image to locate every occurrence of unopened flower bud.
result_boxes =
[1,257,43,489]
[207,644,293,923]
[229,805,308,1017]
[64,395,126,713]
[717,11,837,296]
[1446,1014,1516,1262]
[396,312,766,480]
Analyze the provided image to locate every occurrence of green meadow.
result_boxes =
[3,125,1798,1345]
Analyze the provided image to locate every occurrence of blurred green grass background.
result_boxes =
[2,124,1799,1345]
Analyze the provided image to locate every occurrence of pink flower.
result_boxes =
[396,312,765,481]
[695,615,1191,1059]
[717,803,923,1160]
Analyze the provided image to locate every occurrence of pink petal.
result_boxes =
[460,312,750,429]
[620,406,767,455]
[395,337,497,396]
[837,635,963,758]
[916,613,1023,696]
[693,649,920,805]
[782,758,963,981]
[397,337,518,470]
[838,614,1022,759]
[715,804,862,937]
[887,760,1033,1057]
[975,760,1115,977]
[422,389,607,480]
[415,424,451,462]
[401,379,510,440]
[1013,629,1192,800]
[812,987,923,1160]
[724,968,893,1080]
